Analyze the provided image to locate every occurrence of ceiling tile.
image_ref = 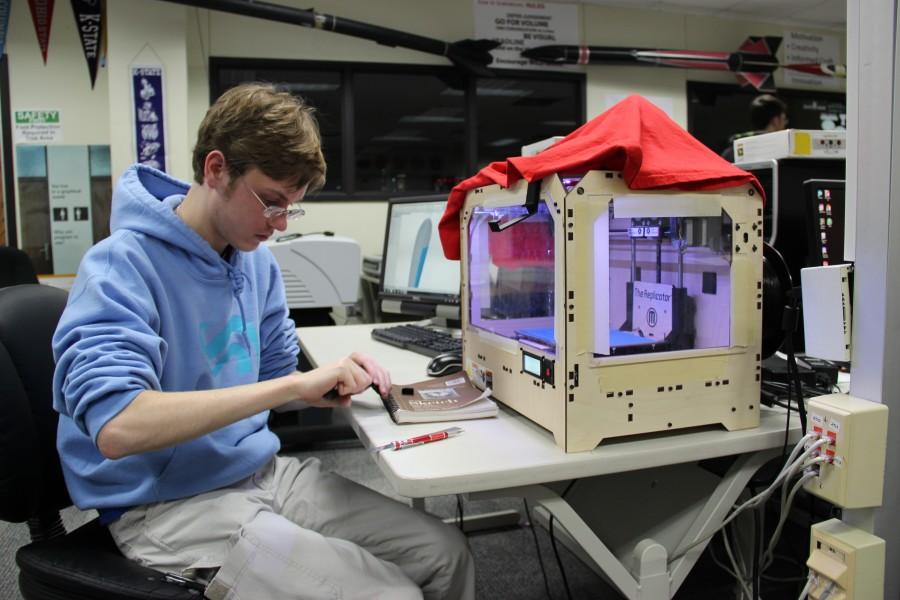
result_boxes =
[798,0,847,24]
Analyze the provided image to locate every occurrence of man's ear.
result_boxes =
[203,150,228,189]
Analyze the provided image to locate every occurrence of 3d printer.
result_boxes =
[460,170,764,452]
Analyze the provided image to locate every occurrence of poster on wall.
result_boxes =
[47,146,93,274]
[783,30,843,90]
[14,110,63,143]
[473,0,580,70]
[16,144,111,275]
[131,65,166,171]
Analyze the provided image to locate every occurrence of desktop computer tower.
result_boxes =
[736,157,845,287]
[737,158,846,356]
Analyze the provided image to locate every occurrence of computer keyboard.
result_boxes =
[371,324,462,357]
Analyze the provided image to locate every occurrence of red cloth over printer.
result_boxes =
[438,94,763,260]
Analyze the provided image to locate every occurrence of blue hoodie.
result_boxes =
[52,164,299,511]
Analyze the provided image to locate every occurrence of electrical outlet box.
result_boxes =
[807,518,885,600]
[805,394,889,508]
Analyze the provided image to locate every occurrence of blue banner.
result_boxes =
[131,66,166,172]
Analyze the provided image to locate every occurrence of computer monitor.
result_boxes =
[803,179,847,267]
[737,157,844,285]
[379,195,461,320]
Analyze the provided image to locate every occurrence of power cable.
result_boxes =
[523,498,553,600]
[549,516,572,600]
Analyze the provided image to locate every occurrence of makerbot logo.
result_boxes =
[647,307,658,327]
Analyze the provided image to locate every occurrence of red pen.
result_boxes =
[371,427,464,452]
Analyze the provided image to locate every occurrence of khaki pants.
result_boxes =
[109,455,474,600]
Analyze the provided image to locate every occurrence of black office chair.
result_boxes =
[0,246,39,288]
[0,284,198,599]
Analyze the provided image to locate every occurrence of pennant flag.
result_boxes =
[71,0,102,88]
[99,0,107,68]
[0,0,11,57]
[27,0,55,64]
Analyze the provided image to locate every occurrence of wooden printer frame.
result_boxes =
[459,171,764,452]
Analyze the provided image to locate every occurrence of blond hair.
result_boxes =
[192,83,326,192]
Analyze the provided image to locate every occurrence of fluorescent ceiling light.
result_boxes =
[442,82,533,97]
[282,82,340,92]
[442,88,533,97]
[477,88,532,97]
[399,115,464,123]
[489,138,520,147]
[372,135,431,142]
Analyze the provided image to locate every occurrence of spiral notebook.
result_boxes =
[381,372,497,424]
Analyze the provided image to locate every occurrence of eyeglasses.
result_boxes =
[244,180,306,221]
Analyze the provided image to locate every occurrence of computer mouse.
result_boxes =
[427,352,463,377]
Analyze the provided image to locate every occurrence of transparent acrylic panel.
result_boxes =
[604,206,733,356]
[468,202,555,352]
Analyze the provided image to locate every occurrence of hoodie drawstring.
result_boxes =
[228,268,253,350]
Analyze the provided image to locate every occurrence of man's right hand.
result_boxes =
[288,355,375,408]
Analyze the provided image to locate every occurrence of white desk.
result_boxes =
[298,323,803,600]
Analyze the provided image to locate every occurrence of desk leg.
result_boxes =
[442,509,523,533]
[409,495,522,534]
[668,449,777,593]
[496,449,777,600]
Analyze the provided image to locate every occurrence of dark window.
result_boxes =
[475,76,581,168]
[687,81,846,156]
[217,66,344,192]
[211,58,585,199]
[353,70,466,194]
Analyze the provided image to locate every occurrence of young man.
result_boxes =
[720,94,788,162]
[52,83,474,599]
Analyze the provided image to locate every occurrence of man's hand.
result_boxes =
[288,352,392,409]
[347,352,391,398]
